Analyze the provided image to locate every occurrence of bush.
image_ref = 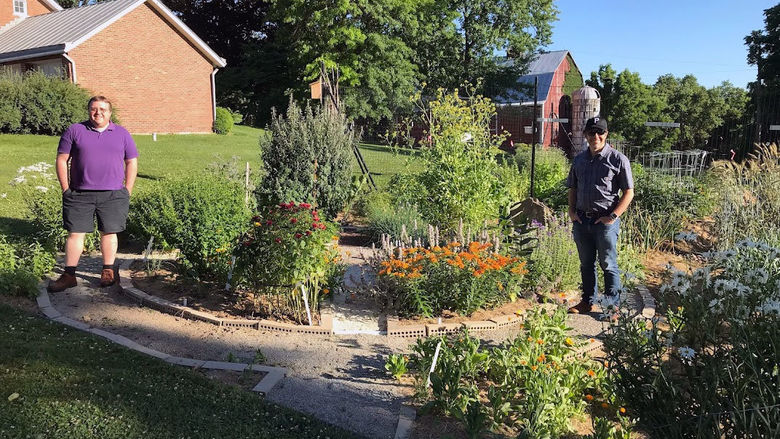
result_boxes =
[0,236,56,298]
[515,144,569,207]
[0,69,95,135]
[259,100,356,219]
[233,202,341,322]
[128,174,250,281]
[390,89,521,230]
[376,241,528,317]
[360,191,426,243]
[214,106,234,134]
[604,240,780,437]
[527,215,580,297]
[399,307,608,438]
[11,162,100,252]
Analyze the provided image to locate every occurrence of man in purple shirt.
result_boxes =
[47,96,139,292]
[566,117,634,314]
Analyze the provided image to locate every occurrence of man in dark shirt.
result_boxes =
[566,117,634,314]
[47,96,139,292]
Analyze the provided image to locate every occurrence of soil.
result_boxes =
[129,259,321,325]
[397,298,535,326]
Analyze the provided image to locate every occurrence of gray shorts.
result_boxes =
[62,188,130,233]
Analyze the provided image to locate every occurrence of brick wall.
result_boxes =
[68,2,215,134]
[1,0,55,28]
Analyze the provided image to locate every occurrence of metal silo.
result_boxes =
[571,86,601,154]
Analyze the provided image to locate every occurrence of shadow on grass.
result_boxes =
[0,217,36,240]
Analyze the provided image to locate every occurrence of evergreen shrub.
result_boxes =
[214,106,234,134]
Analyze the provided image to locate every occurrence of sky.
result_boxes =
[550,0,777,89]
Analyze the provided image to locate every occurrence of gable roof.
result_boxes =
[0,0,225,67]
[494,50,571,105]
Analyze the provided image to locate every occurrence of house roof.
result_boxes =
[494,50,571,105]
[0,0,226,67]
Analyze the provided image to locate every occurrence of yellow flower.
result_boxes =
[565,337,574,346]
[254,221,261,227]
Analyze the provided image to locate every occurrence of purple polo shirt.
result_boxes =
[57,121,139,190]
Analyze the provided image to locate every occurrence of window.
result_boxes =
[13,0,27,15]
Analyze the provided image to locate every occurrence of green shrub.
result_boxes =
[214,106,234,134]
[11,162,100,252]
[233,202,342,322]
[259,100,356,218]
[515,144,569,207]
[527,214,580,297]
[604,240,780,437]
[0,236,55,299]
[361,191,426,243]
[0,69,94,135]
[128,174,250,281]
[390,89,520,230]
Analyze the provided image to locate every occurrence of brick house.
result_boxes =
[0,0,226,134]
[494,50,583,150]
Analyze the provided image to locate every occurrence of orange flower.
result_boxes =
[619,407,626,414]
[537,354,546,362]
[601,402,609,409]
[585,394,594,401]
[589,338,596,343]
[322,288,330,295]
[531,365,538,371]
[536,338,544,345]
[587,369,596,377]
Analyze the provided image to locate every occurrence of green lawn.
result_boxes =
[0,126,418,236]
[0,303,361,439]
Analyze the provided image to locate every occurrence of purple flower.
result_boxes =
[531,219,543,228]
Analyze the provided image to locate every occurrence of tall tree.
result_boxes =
[655,74,726,150]
[745,3,780,144]
[585,64,617,121]
[609,70,669,150]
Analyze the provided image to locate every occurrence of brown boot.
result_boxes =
[47,273,77,292]
[568,299,593,314]
[99,268,117,287]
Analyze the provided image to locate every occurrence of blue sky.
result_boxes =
[550,0,776,89]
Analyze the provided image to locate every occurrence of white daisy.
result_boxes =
[678,346,696,364]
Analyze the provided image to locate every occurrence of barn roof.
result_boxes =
[0,0,226,67]
[494,50,570,105]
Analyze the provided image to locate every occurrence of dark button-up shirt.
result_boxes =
[566,143,633,213]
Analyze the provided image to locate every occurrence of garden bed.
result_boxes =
[128,259,324,326]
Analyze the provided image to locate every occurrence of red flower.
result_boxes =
[275,238,282,243]
[290,218,298,224]
[300,203,311,209]
[306,230,312,236]
[295,233,302,239]
[312,223,320,230]
[266,220,273,226]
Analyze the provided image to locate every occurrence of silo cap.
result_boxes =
[584,116,608,132]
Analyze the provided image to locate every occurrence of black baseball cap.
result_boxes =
[584,116,608,132]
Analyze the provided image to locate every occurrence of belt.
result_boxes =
[580,210,607,219]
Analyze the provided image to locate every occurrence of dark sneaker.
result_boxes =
[47,273,77,292]
[99,268,117,287]
[568,300,593,314]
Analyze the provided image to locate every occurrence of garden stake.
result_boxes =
[224,255,236,291]
[426,340,443,388]
[244,161,250,207]
[299,282,313,326]
[142,236,154,263]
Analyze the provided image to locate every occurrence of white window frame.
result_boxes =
[13,0,28,16]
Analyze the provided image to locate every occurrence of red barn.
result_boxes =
[494,50,583,150]
[0,0,226,134]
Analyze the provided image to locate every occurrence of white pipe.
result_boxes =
[62,53,77,84]
[210,68,218,123]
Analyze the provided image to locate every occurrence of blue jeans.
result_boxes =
[572,216,621,302]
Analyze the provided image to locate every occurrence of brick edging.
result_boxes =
[118,258,334,335]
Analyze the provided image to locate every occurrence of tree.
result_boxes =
[655,74,727,150]
[745,3,780,144]
[610,70,669,150]
[585,64,617,121]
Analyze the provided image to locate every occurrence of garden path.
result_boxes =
[38,251,650,438]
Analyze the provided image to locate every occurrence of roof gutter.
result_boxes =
[0,44,65,64]
[62,53,76,84]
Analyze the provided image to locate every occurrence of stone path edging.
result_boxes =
[35,283,288,396]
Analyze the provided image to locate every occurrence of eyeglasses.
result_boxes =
[586,129,605,136]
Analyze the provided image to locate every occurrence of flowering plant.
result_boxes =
[603,239,780,437]
[376,241,528,317]
[233,202,341,321]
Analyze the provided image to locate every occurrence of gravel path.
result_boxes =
[41,248,640,438]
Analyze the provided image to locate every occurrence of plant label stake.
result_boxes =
[225,255,236,291]
[244,162,250,207]
[142,236,154,263]
[426,340,443,388]
[299,282,313,326]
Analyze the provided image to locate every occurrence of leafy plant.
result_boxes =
[259,100,356,218]
[526,214,580,297]
[233,201,342,322]
[0,236,55,299]
[384,353,409,380]
[515,143,569,207]
[214,107,234,134]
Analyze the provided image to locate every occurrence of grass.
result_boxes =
[0,127,418,237]
[0,303,362,439]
